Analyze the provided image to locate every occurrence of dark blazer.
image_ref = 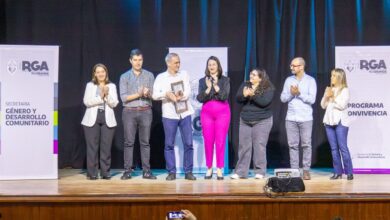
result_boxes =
[196,75,230,103]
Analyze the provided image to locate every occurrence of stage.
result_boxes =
[1,169,390,220]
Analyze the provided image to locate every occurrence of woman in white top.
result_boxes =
[320,68,353,180]
[81,63,119,180]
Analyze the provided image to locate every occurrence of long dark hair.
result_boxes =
[247,68,274,95]
[205,56,223,78]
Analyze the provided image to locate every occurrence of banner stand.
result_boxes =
[169,47,229,174]
[0,45,59,180]
[336,46,390,174]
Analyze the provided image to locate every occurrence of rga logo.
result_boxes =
[360,59,387,74]
[6,60,50,76]
[7,60,18,75]
[344,60,358,72]
[22,60,49,76]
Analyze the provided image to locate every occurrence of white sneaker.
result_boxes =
[230,173,240,179]
[255,174,264,179]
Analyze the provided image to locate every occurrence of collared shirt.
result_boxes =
[280,73,317,122]
[152,70,194,119]
[321,87,350,126]
[119,68,154,108]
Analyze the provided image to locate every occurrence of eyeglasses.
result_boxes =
[290,64,302,68]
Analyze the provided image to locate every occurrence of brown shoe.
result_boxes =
[303,170,311,180]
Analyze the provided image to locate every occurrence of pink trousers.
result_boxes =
[201,100,231,168]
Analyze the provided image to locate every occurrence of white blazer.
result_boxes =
[320,87,350,126]
[81,82,119,127]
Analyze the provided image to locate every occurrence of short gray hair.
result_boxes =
[165,53,179,63]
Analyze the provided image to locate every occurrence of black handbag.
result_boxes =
[264,177,305,196]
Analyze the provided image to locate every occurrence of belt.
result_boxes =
[126,106,151,111]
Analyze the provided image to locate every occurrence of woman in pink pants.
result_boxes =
[197,56,230,180]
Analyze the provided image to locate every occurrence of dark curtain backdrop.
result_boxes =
[1,0,390,170]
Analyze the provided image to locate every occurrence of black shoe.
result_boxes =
[143,171,157,180]
[166,173,176,181]
[204,169,213,179]
[121,172,132,180]
[347,174,354,180]
[185,172,196,181]
[330,174,342,180]
[217,175,224,180]
[102,175,112,180]
[88,176,98,180]
[204,175,212,179]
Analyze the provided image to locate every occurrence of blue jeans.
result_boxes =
[162,116,194,173]
[325,123,353,175]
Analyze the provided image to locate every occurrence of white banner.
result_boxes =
[169,47,228,174]
[335,46,390,174]
[0,45,58,180]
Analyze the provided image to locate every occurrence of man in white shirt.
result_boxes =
[152,53,196,181]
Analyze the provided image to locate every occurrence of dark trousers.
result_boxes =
[83,110,115,177]
[162,116,194,173]
[122,108,153,172]
[325,123,353,175]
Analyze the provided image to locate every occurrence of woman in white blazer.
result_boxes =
[321,68,353,180]
[81,63,119,180]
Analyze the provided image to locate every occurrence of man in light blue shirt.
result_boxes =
[280,57,317,180]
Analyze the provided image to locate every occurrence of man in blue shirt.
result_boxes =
[119,49,156,180]
[280,57,317,180]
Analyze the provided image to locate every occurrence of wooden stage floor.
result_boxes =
[1,168,389,198]
[1,169,390,220]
